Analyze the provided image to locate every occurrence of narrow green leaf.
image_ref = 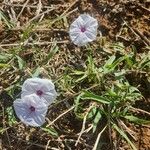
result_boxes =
[63,16,69,27]
[93,110,102,132]
[124,115,150,125]
[0,54,12,63]
[41,127,58,137]
[0,10,14,28]
[71,70,85,75]
[112,123,137,150]
[32,67,41,77]
[103,56,125,73]
[0,63,10,68]
[87,107,97,119]
[75,74,87,83]
[46,44,59,60]
[104,55,116,67]
[6,107,17,126]
[81,91,110,104]
[16,55,25,70]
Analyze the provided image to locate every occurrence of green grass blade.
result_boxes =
[81,91,110,104]
[93,110,102,132]
[0,10,14,28]
[112,123,137,150]
[0,63,10,68]
[16,55,25,70]
[124,115,150,125]
[41,127,58,137]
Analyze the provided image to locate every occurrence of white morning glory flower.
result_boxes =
[21,78,57,105]
[13,94,48,127]
[69,14,98,46]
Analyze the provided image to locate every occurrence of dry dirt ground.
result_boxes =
[0,0,150,150]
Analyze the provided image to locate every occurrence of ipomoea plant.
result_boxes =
[13,94,48,127]
[69,14,98,46]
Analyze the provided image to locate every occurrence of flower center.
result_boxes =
[29,106,35,112]
[36,90,43,96]
[80,27,86,33]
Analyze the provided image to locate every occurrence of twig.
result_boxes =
[16,0,30,20]
[132,28,150,46]
[46,106,75,127]
[75,113,88,146]
[140,124,150,128]
[61,0,78,17]
[123,20,150,46]
[75,104,94,146]
[35,0,43,23]
[9,135,52,149]
[26,0,78,26]
[45,140,51,150]
[1,104,12,149]
[0,40,69,47]
[26,7,55,25]
[50,4,78,25]
[2,3,68,9]
[92,125,107,150]
[108,105,113,148]
[130,106,150,116]
[136,3,150,13]
[7,28,67,32]
[125,70,148,74]
[119,120,137,141]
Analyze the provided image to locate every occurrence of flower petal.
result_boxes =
[42,91,58,105]
[69,14,98,46]
[21,78,57,105]
[13,94,48,127]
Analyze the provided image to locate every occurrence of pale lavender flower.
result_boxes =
[69,14,98,46]
[13,94,48,127]
[21,78,57,105]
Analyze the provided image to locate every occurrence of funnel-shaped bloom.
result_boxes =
[69,14,98,46]
[13,94,48,127]
[21,78,57,105]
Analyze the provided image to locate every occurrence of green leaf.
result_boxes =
[0,63,10,68]
[124,115,150,125]
[45,43,59,62]
[87,107,97,119]
[0,10,14,28]
[81,91,110,104]
[87,55,95,73]
[6,107,17,126]
[125,55,133,67]
[112,123,137,150]
[32,67,41,77]
[63,16,69,27]
[93,110,102,132]
[104,55,116,68]
[138,52,150,69]
[103,56,125,74]
[41,127,58,137]
[112,42,125,52]
[0,127,4,134]
[0,53,12,63]
[16,55,25,70]
[75,74,87,83]
[71,70,85,75]
[21,24,36,41]
[0,127,10,134]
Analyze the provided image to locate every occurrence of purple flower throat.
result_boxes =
[36,90,43,96]
[80,27,86,32]
[29,106,35,112]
